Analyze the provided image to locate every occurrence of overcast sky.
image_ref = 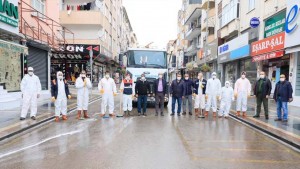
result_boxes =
[123,0,182,49]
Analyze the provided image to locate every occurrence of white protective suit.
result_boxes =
[55,74,68,117]
[20,73,41,118]
[98,77,117,114]
[219,81,234,117]
[206,76,221,112]
[234,78,251,112]
[120,80,135,112]
[75,76,92,110]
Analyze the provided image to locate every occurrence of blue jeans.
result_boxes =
[172,96,182,114]
[276,97,288,120]
[138,95,147,113]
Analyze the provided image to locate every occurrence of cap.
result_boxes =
[28,67,34,71]
[225,81,230,85]
[212,72,217,76]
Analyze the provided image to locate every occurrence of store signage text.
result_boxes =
[219,44,229,54]
[252,50,284,62]
[264,10,286,38]
[59,44,100,54]
[218,33,249,56]
[50,53,83,59]
[0,0,18,27]
[285,4,299,34]
[251,32,285,56]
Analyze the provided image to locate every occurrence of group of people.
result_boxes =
[19,67,294,123]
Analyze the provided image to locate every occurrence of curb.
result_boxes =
[229,113,300,150]
[0,96,101,142]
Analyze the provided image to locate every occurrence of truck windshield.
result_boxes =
[127,50,167,68]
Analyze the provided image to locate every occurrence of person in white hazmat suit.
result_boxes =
[75,70,92,119]
[20,67,41,120]
[51,71,71,122]
[218,81,234,118]
[205,72,221,117]
[98,71,117,117]
[234,71,251,117]
[119,73,135,117]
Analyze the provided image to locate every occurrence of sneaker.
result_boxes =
[177,113,181,116]
[282,119,288,122]
[189,112,192,116]
[31,116,36,120]
[224,116,229,119]
[155,112,159,116]
[20,117,25,121]
[161,112,164,116]
[138,113,141,116]
[253,115,260,118]
[182,112,186,115]
[109,113,115,117]
[143,113,147,116]
[265,115,269,120]
[274,118,282,121]
[170,113,175,116]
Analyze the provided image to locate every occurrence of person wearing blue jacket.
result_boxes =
[273,74,293,122]
[170,74,186,116]
[182,74,194,115]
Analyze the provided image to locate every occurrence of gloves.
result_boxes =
[205,95,208,100]
[289,98,293,102]
[84,80,87,87]
[234,93,237,98]
[217,96,220,101]
[100,89,104,94]
[132,94,135,99]
[120,89,124,93]
[193,93,196,97]
[201,85,204,88]
[113,92,117,96]
[68,95,72,99]
[51,97,56,102]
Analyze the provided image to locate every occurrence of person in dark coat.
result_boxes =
[193,72,207,117]
[135,74,150,116]
[153,72,168,116]
[182,73,194,115]
[253,71,272,119]
[170,74,186,116]
[273,74,293,122]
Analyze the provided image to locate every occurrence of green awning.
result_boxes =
[0,39,28,55]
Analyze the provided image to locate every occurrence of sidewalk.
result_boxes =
[230,97,300,149]
[0,86,101,141]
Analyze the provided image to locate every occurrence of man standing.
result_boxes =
[120,74,135,117]
[75,70,92,119]
[273,74,293,122]
[234,71,251,117]
[51,71,71,122]
[218,81,234,118]
[170,74,185,116]
[135,74,150,116]
[253,71,272,119]
[193,72,207,117]
[205,72,221,117]
[182,73,194,115]
[98,71,117,117]
[20,67,41,120]
[153,72,167,116]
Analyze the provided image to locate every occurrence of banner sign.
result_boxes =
[251,32,285,56]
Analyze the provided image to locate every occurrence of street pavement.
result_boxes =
[0,96,300,169]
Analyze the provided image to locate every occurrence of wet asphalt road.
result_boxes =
[0,97,300,169]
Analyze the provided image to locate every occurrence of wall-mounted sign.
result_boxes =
[0,0,19,34]
[252,50,284,62]
[250,17,260,28]
[264,10,286,38]
[218,33,248,56]
[59,44,100,55]
[251,32,285,56]
[285,1,300,50]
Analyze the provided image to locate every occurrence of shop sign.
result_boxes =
[285,0,300,49]
[100,45,112,58]
[251,32,285,56]
[0,39,27,54]
[59,44,100,55]
[264,10,286,38]
[252,50,284,62]
[250,17,260,28]
[218,33,248,56]
[0,0,19,34]
[50,53,84,59]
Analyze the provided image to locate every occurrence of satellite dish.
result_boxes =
[98,28,104,38]
[95,0,103,9]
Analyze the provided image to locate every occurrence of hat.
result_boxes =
[28,67,34,71]
[212,72,217,76]
[225,81,230,85]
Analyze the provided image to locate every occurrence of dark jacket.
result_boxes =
[253,77,272,97]
[193,79,207,95]
[183,79,194,96]
[135,79,150,95]
[153,78,168,95]
[51,79,70,99]
[170,79,186,98]
[273,80,293,102]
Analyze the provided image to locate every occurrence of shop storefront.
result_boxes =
[218,33,255,86]
[285,0,300,106]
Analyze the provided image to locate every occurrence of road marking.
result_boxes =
[193,157,300,164]
[0,130,82,159]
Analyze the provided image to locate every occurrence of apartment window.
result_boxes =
[31,0,45,15]
[105,5,109,18]
[248,0,255,11]
[109,13,112,23]
[219,0,238,28]
[189,0,202,4]
[113,18,116,29]
[105,31,108,40]
[109,35,112,50]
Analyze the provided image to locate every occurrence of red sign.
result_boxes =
[251,32,285,56]
[252,50,284,62]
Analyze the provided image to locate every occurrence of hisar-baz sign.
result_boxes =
[285,0,300,51]
[0,0,19,34]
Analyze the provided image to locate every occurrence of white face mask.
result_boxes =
[126,76,130,80]
[225,83,230,87]
[212,75,216,79]
[177,77,181,80]
[141,77,145,80]
[159,75,163,79]
[81,74,86,78]
[260,75,265,79]
[105,74,110,78]
[241,75,246,79]
[280,78,285,82]
[185,77,188,80]
[28,72,33,76]
[58,76,63,80]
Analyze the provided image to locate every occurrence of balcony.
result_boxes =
[202,0,215,9]
[60,11,104,25]
[201,16,215,31]
[185,7,202,25]
[185,44,197,56]
[185,26,201,40]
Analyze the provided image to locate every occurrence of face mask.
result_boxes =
[141,77,145,80]
[260,75,265,79]
[126,77,130,80]
[105,75,110,78]
[185,77,188,80]
[241,75,246,79]
[225,84,230,87]
[159,75,163,79]
[28,72,33,76]
[280,78,285,82]
[177,77,181,80]
[81,74,86,78]
[212,75,216,79]
[58,76,63,80]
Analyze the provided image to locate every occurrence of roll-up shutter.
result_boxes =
[27,46,48,90]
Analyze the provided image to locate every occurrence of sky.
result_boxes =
[123,0,182,49]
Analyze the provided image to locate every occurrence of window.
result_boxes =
[109,35,112,51]
[105,31,108,40]
[109,13,112,23]
[105,5,109,18]
[248,0,255,11]
[31,0,45,15]
[218,0,238,28]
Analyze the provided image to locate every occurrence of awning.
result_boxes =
[0,39,28,55]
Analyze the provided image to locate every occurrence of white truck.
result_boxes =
[122,48,169,105]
